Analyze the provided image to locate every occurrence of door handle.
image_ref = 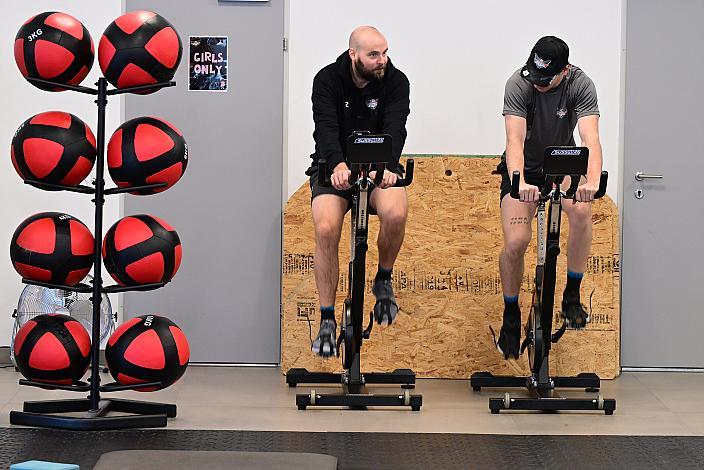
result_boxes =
[635,172,663,181]
[634,172,663,199]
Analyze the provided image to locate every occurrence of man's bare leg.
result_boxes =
[369,187,408,325]
[497,195,536,358]
[560,177,593,328]
[310,194,347,356]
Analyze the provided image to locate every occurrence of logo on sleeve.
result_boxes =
[533,53,551,69]
[366,98,379,110]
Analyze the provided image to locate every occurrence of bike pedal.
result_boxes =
[520,336,532,354]
[335,333,344,357]
[363,312,373,339]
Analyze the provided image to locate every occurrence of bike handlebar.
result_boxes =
[395,159,414,187]
[317,159,415,188]
[593,171,608,199]
[510,170,608,201]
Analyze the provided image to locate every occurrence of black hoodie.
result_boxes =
[307,51,410,175]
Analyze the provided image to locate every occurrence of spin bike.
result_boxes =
[471,146,616,415]
[286,132,422,411]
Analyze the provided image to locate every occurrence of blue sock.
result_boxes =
[320,305,335,322]
[503,295,519,318]
[565,271,583,300]
[375,265,392,282]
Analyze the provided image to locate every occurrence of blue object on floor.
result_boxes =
[11,461,79,470]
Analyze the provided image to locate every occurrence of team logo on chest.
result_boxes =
[366,98,379,110]
[556,108,567,118]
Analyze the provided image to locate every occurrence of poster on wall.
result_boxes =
[189,36,228,92]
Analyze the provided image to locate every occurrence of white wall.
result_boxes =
[0,1,123,347]
[286,0,622,200]
[0,0,623,348]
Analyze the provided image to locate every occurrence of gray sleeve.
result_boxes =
[502,73,529,118]
[574,75,600,118]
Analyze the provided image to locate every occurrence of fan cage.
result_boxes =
[10,276,116,365]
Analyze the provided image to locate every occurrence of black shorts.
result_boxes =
[497,160,545,204]
[308,169,404,208]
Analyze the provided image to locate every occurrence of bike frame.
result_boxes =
[286,133,421,410]
[471,147,615,414]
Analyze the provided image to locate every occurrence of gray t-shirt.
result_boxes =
[502,66,599,173]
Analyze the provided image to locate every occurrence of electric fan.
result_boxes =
[11,274,116,364]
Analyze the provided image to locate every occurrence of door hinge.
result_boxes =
[283,37,288,52]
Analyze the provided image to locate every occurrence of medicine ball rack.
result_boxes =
[9,77,179,431]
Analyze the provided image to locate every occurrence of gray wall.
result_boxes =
[122,0,284,363]
[620,0,704,368]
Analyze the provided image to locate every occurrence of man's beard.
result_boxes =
[355,57,385,82]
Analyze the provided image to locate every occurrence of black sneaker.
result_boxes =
[372,278,398,325]
[561,297,590,329]
[311,319,337,357]
[495,312,521,360]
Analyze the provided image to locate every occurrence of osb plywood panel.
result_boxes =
[282,156,619,379]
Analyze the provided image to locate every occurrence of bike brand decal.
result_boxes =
[354,137,385,144]
[550,149,582,156]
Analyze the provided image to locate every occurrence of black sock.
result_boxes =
[503,295,520,324]
[320,305,335,323]
[375,265,392,283]
[563,271,583,303]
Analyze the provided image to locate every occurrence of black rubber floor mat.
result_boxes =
[2,429,704,469]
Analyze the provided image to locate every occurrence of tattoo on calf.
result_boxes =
[509,217,530,225]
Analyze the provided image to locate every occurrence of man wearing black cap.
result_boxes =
[495,36,603,359]
[306,26,411,358]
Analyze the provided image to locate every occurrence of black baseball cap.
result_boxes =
[521,36,569,85]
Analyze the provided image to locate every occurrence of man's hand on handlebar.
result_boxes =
[369,169,399,189]
[510,169,608,202]
[518,183,540,203]
[573,179,599,203]
[331,162,352,190]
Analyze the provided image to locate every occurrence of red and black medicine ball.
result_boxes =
[106,314,189,391]
[10,212,94,286]
[107,116,187,194]
[11,111,97,187]
[13,314,91,384]
[14,12,94,91]
[98,11,182,92]
[102,214,181,286]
